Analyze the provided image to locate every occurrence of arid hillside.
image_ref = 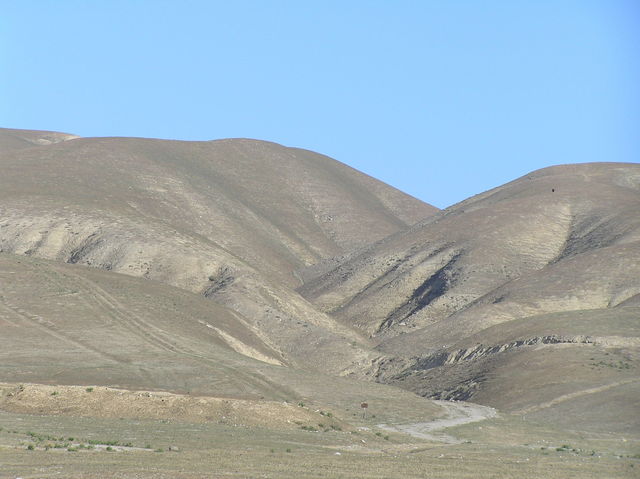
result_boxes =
[0,128,437,376]
[1,130,638,478]
[299,162,640,431]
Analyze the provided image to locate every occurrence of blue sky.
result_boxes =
[2,1,638,208]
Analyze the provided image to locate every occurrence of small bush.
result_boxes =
[86,387,94,392]
[286,448,292,453]
[106,446,113,451]
[27,444,34,450]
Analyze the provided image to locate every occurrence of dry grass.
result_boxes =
[1,407,637,479]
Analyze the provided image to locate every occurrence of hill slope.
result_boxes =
[1,129,637,440]
[299,162,640,431]
[0,128,437,375]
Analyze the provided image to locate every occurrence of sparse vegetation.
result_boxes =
[0,136,637,479]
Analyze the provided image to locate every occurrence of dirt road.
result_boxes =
[377,400,497,444]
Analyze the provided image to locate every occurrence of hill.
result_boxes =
[299,162,640,432]
[0,128,437,375]
[1,130,638,478]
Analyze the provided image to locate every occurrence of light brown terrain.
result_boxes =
[300,162,640,434]
[0,128,638,478]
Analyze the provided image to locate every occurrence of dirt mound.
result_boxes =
[0,383,341,429]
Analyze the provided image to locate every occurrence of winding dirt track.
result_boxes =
[377,400,497,444]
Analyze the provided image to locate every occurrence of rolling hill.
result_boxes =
[0,128,437,376]
[1,128,638,477]
[299,162,640,432]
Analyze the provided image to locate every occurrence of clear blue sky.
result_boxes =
[2,1,638,208]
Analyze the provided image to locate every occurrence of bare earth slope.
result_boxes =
[0,127,79,152]
[1,129,638,477]
[0,128,437,375]
[299,163,640,431]
[0,252,444,424]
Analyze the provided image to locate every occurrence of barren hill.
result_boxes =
[0,128,437,375]
[299,162,640,431]
[1,130,638,478]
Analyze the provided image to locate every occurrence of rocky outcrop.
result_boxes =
[409,335,595,371]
